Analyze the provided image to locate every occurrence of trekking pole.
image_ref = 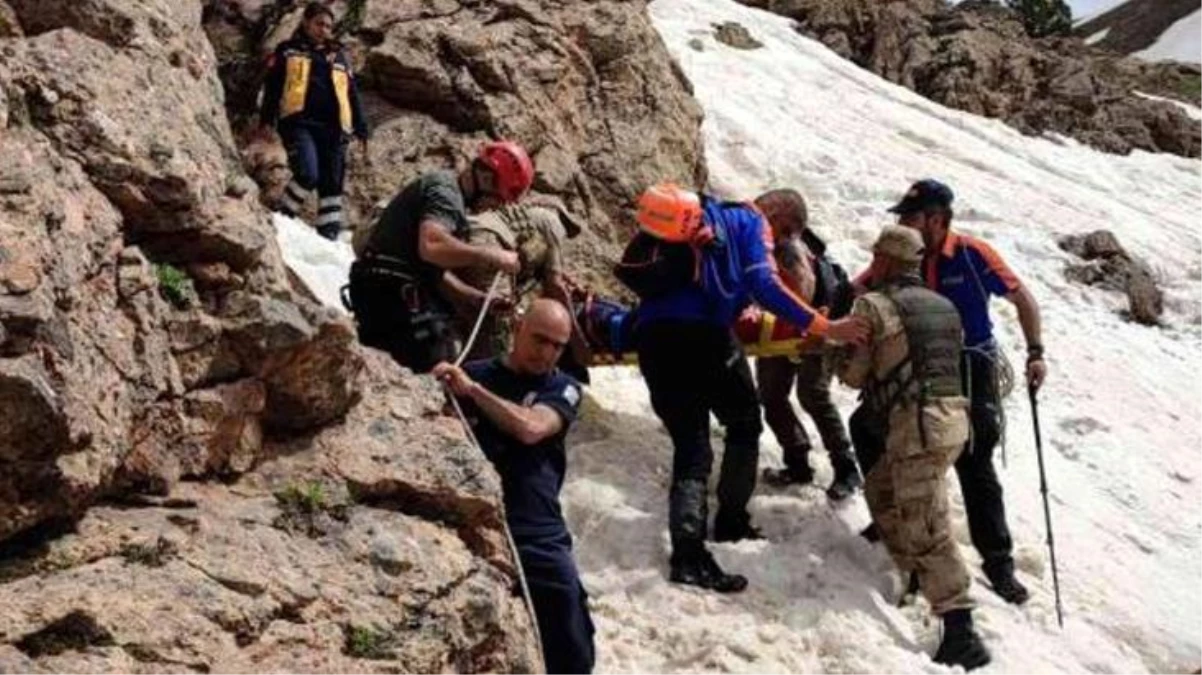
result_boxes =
[1029,384,1064,627]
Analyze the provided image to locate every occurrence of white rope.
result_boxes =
[456,271,505,367]
[440,270,546,671]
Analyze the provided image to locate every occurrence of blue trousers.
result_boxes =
[517,533,595,674]
[279,122,347,237]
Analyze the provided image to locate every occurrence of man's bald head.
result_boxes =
[509,298,573,375]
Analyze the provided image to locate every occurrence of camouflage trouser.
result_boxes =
[863,398,974,615]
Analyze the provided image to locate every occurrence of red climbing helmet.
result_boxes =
[477,140,535,203]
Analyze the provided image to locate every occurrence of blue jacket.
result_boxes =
[637,198,828,336]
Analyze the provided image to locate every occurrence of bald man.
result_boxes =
[433,298,595,674]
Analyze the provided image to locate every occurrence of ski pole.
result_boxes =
[1029,384,1064,627]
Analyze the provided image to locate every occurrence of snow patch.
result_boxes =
[1134,90,1202,120]
[1084,27,1110,45]
[1133,8,1202,64]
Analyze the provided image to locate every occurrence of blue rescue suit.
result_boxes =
[635,198,829,545]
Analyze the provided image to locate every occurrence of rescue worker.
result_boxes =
[345,141,532,374]
[753,189,862,500]
[433,299,595,674]
[837,225,991,671]
[859,179,1047,605]
[454,201,585,361]
[628,184,869,593]
[259,2,369,240]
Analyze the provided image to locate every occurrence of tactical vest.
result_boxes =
[865,277,963,446]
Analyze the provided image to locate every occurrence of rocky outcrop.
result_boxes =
[206,0,708,293]
[0,354,540,673]
[740,0,1200,158]
[1,0,543,669]
[1075,0,1199,60]
[1059,230,1164,326]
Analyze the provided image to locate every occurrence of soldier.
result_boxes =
[837,225,991,671]
[453,201,586,363]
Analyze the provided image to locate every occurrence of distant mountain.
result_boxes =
[1075,0,1200,63]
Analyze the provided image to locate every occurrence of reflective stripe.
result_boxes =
[319,195,343,208]
[316,211,344,226]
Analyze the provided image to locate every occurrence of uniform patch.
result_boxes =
[563,384,580,407]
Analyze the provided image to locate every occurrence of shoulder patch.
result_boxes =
[562,383,581,407]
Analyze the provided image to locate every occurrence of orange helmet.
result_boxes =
[636,183,703,243]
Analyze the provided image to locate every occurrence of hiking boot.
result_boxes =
[712,515,764,543]
[670,545,749,594]
[934,610,991,671]
[317,223,341,241]
[761,465,814,487]
[826,455,863,501]
[986,567,1030,605]
[825,468,863,501]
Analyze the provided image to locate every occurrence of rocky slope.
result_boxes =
[210,0,708,293]
[1076,0,1199,60]
[739,0,1200,157]
[0,0,705,670]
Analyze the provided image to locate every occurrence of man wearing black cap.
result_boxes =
[858,179,1047,605]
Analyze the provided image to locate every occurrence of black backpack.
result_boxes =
[613,230,703,300]
[802,229,853,319]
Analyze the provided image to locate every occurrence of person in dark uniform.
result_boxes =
[627,183,869,593]
[259,2,369,240]
[433,298,595,674]
[346,140,533,373]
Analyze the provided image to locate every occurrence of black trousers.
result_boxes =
[517,533,595,674]
[345,259,457,374]
[956,348,1014,574]
[637,321,763,548]
[756,354,856,475]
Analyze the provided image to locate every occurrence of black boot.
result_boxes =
[934,609,991,671]
[984,558,1030,605]
[669,542,749,594]
[712,509,763,543]
[761,464,814,487]
[317,223,341,241]
[826,454,863,501]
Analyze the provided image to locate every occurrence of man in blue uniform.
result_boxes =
[433,298,594,674]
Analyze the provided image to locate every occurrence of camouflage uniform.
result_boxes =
[838,228,974,616]
[456,202,581,359]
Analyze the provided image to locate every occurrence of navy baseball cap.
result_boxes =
[888,179,954,215]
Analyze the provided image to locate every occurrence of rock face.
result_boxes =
[740,0,1201,158]
[1059,230,1164,326]
[1,0,544,669]
[0,353,540,673]
[1075,0,1199,60]
[205,0,708,293]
